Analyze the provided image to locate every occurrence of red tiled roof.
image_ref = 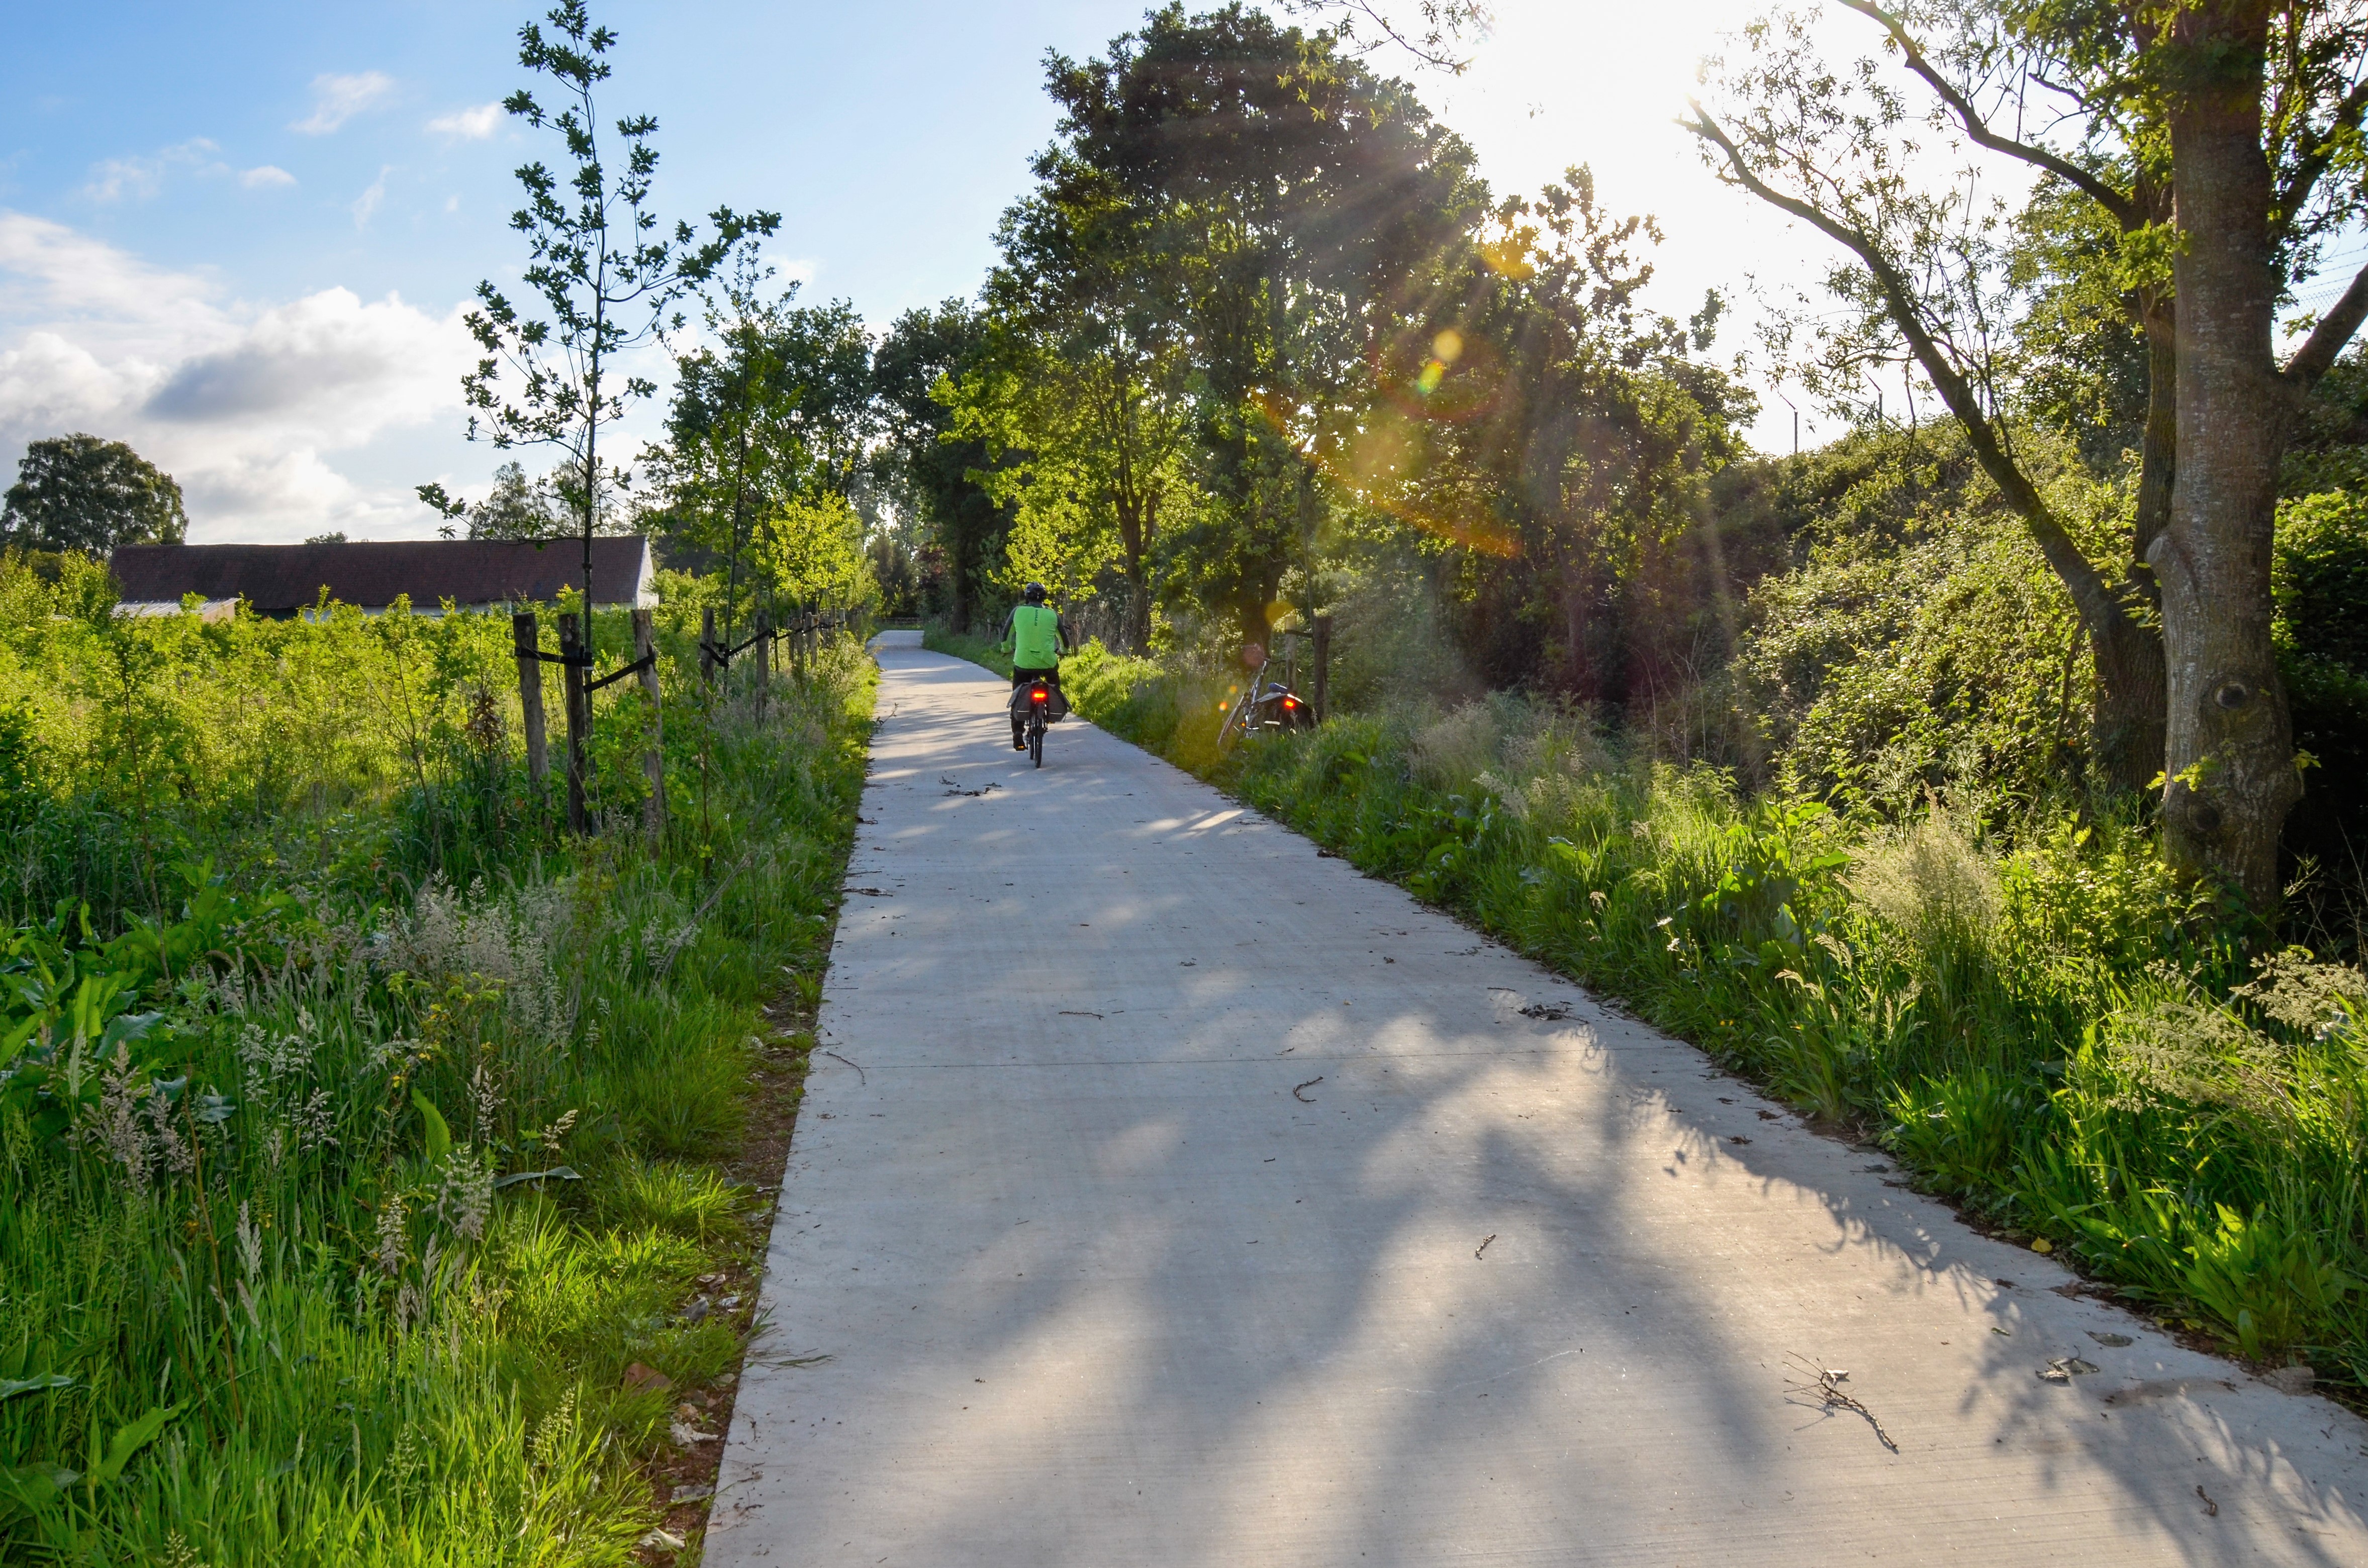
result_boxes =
[110,538,653,611]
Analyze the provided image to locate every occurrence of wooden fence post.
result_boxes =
[632,609,666,846]
[699,607,718,692]
[753,608,771,718]
[513,611,548,787]
[559,613,590,835]
[1311,613,1332,725]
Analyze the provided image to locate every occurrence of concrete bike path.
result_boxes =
[708,632,2368,1566]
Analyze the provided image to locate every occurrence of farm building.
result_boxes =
[110,537,657,619]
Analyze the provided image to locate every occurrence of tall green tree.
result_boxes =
[876,302,1013,630]
[758,491,873,609]
[648,257,804,639]
[456,0,775,659]
[1042,3,1487,646]
[953,174,1186,650]
[1388,174,1746,703]
[4,435,186,556]
[765,299,880,498]
[648,254,886,633]
[1690,0,2368,908]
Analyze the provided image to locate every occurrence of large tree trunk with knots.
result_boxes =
[2155,0,2302,911]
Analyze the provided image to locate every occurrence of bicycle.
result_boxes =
[1015,676,1055,767]
[1217,639,1317,753]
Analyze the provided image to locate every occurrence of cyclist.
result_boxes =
[997,582,1073,750]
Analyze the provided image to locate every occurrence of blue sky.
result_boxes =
[0,1,1835,542]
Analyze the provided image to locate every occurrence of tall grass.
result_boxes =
[0,551,804,929]
[1048,641,2368,1388]
[1,612,875,1563]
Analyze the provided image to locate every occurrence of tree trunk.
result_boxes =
[559,612,590,837]
[1237,593,1269,657]
[2092,296,2178,795]
[1561,555,1596,704]
[513,611,548,788]
[2154,1,2300,911]
[2092,611,2168,794]
[1116,485,1153,655]
[949,539,971,634]
[1122,557,1151,654]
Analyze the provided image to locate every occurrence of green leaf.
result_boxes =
[492,1165,582,1189]
[0,1374,72,1401]
[98,1010,164,1054]
[0,1462,79,1518]
[86,1402,180,1488]
[413,1091,452,1165]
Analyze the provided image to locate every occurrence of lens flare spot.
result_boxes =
[1432,329,1464,364]
[1414,360,1446,396]
[1479,235,1535,280]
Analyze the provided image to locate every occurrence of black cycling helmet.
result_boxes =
[1022,582,1048,604]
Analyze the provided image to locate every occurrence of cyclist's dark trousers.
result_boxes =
[1011,667,1059,744]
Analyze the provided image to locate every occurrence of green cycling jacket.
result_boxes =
[1004,604,1065,669]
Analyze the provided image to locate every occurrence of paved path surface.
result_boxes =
[710,633,2368,1566]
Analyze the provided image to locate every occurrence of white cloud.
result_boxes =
[0,209,218,328]
[426,103,504,140]
[350,166,391,229]
[83,158,161,204]
[0,210,474,541]
[240,165,297,190]
[292,71,394,136]
[146,288,459,430]
[82,139,222,203]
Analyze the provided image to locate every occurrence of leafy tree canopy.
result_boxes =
[3,435,187,557]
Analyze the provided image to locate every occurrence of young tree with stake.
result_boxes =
[456,0,776,745]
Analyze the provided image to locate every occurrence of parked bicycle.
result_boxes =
[1217,636,1317,752]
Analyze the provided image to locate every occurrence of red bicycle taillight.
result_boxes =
[1031,688,1049,703]
[1282,697,1298,709]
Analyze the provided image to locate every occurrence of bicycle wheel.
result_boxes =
[1030,719,1044,767]
[1216,693,1250,753]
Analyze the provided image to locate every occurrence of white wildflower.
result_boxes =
[236,1201,262,1281]
[374,1190,408,1276]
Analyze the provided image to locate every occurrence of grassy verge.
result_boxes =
[935,634,2368,1393]
[920,622,1010,678]
[1,637,876,1564]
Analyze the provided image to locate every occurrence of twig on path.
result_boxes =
[1785,1353,1899,1454]
[2196,1484,2218,1517]
[1475,1234,1496,1260]
[822,1050,866,1085]
[1293,1076,1324,1103]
